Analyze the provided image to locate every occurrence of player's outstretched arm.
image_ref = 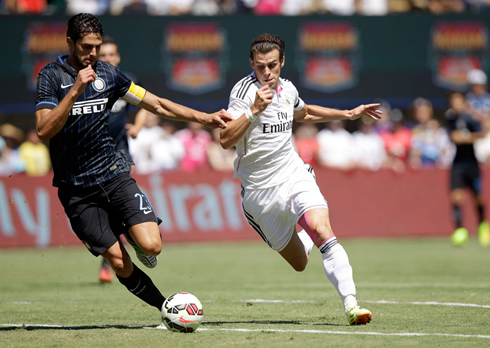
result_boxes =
[36,65,97,142]
[137,91,232,129]
[294,103,382,123]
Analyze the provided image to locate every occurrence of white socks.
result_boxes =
[297,232,359,313]
[343,295,357,311]
[298,229,314,255]
[319,237,357,312]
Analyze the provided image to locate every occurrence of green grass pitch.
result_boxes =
[1,237,489,347]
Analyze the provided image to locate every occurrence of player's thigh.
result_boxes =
[106,174,161,252]
[450,165,465,191]
[58,187,118,256]
[241,186,293,251]
[278,231,309,272]
[290,180,329,245]
[129,221,162,255]
[107,207,161,255]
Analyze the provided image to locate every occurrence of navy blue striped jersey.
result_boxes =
[36,55,133,187]
[107,71,139,165]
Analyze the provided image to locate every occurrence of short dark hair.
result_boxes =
[67,13,104,43]
[102,35,116,46]
[250,34,285,61]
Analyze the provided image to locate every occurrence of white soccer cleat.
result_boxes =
[136,253,158,269]
[347,306,372,325]
[123,231,158,268]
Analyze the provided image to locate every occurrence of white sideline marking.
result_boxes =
[364,300,490,309]
[3,324,490,339]
[236,299,490,309]
[198,328,490,339]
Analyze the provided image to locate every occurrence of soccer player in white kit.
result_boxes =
[220,34,382,325]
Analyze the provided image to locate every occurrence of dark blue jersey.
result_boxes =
[107,71,139,165]
[445,109,482,165]
[35,55,133,187]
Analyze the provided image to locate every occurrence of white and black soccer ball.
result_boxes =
[161,292,204,333]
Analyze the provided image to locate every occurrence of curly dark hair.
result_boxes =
[67,13,104,43]
[249,34,285,61]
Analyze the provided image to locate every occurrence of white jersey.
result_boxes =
[227,72,306,189]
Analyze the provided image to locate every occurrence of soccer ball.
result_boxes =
[161,292,204,333]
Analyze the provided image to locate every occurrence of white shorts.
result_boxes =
[241,164,328,251]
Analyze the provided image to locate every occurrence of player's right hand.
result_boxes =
[251,86,273,115]
[73,65,97,94]
[204,109,233,129]
[349,103,383,121]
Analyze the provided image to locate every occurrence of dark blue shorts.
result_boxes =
[57,174,158,256]
[450,162,482,194]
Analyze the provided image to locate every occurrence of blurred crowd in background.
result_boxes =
[2,0,490,16]
[1,68,490,177]
[2,0,490,177]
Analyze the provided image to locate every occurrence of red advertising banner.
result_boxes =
[0,171,258,249]
[0,168,485,249]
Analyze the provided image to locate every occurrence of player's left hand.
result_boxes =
[125,124,140,138]
[204,109,234,129]
[348,103,383,121]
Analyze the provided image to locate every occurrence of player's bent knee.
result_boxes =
[292,263,307,272]
[315,228,335,246]
[140,240,161,256]
[290,258,307,272]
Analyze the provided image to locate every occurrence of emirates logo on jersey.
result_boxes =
[262,120,293,134]
[261,111,293,134]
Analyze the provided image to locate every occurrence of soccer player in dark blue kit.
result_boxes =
[446,92,490,246]
[35,13,232,319]
[97,36,149,283]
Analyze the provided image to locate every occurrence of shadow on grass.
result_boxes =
[0,324,152,331]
